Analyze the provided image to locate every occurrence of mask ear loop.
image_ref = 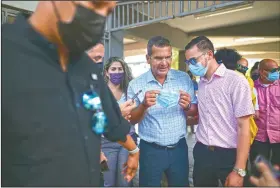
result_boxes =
[51,1,62,21]
[51,1,77,21]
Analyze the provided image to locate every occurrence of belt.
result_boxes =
[197,142,235,152]
[142,137,185,150]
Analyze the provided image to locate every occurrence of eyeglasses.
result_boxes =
[263,67,280,73]
[150,56,172,62]
[185,53,206,65]
[236,64,249,72]
[82,85,108,135]
[270,67,280,73]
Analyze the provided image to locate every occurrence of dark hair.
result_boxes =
[214,48,242,70]
[147,36,171,56]
[250,61,260,76]
[103,57,133,99]
[185,36,215,54]
[187,70,194,80]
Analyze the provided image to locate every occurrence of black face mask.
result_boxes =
[251,74,259,81]
[53,2,106,55]
[96,62,104,70]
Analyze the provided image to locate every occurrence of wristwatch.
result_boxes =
[233,167,246,177]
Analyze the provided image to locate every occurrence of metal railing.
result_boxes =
[108,1,247,32]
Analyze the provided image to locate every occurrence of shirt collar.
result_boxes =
[255,78,279,87]
[201,63,226,82]
[146,69,175,83]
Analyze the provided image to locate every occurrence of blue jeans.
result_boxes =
[101,138,132,187]
[139,138,189,187]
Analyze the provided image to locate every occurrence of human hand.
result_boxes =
[250,162,280,187]
[179,90,191,110]
[142,90,160,108]
[122,151,139,182]
[100,151,107,163]
[119,99,136,119]
[225,171,244,187]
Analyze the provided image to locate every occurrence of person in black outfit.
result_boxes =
[2,1,139,186]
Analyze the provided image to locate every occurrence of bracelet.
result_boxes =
[128,146,140,154]
[184,103,191,111]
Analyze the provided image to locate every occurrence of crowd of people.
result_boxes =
[2,1,279,187]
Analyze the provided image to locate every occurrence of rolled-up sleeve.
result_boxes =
[99,78,130,142]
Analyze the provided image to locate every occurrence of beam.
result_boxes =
[126,23,189,50]
[221,41,280,53]
[188,18,280,37]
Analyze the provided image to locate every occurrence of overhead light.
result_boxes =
[194,4,253,19]
[234,37,265,43]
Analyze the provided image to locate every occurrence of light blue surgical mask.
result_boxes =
[267,71,279,82]
[189,62,208,77]
[157,90,180,108]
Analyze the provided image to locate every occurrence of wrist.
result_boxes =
[233,167,246,177]
[140,103,148,110]
[184,103,191,111]
[128,146,140,155]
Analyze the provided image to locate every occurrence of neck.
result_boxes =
[108,81,121,91]
[28,12,69,72]
[259,78,273,85]
[205,60,219,80]
[152,72,167,85]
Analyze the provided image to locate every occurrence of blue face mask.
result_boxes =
[189,62,208,77]
[157,90,180,108]
[267,71,279,82]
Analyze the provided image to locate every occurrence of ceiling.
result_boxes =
[162,1,280,33]
[124,1,280,62]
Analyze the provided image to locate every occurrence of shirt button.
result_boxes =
[84,136,88,140]
[76,102,80,108]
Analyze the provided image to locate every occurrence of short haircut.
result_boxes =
[214,48,242,70]
[147,36,171,56]
[185,36,215,54]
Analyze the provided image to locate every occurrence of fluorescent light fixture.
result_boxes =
[234,37,265,43]
[194,4,253,19]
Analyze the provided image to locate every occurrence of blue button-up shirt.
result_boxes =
[127,69,195,146]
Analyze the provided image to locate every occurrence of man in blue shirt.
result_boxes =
[127,36,198,186]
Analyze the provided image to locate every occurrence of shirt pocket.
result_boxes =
[271,88,280,108]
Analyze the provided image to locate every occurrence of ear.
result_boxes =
[146,55,151,65]
[105,70,110,78]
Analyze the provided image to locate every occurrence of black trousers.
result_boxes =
[250,140,280,166]
[193,142,237,187]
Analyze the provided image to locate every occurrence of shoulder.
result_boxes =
[226,69,248,85]
[170,69,191,80]
[129,70,149,86]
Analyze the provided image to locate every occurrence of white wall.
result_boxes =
[2,1,38,11]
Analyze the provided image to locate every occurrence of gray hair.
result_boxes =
[147,36,171,56]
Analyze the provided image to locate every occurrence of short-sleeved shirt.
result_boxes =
[196,64,255,148]
[127,69,195,146]
[2,15,130,186]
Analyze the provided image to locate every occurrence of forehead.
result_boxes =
[185,45,200,59]
[238,60,248,67]
[110,61,123,68]
[151,46,172,56]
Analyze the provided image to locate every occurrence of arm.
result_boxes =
[225,77,255,187]
[130,103,148,125]
[235,115,251,170]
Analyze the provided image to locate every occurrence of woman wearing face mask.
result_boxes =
[101,57,137,187]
